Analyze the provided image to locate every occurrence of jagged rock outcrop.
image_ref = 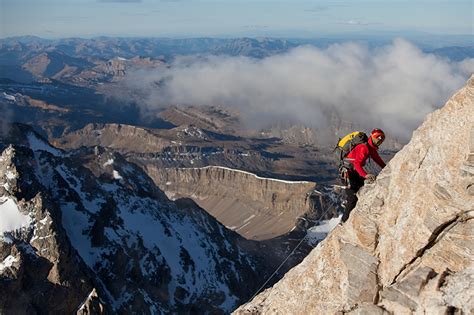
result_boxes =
[0,145,99,314]
[151,166,335,240]
[0,127,270,314]
[77,288,106,315]
[235,76,474,314]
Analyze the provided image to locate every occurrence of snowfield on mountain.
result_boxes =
[0,129,269,313]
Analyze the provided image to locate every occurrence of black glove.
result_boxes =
[365,174,376,184]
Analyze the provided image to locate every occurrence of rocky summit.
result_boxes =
[235,76,474,314]
[0,126,272,314]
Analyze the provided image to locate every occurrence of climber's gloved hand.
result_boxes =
[365,174,376,184]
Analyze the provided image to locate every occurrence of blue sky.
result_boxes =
[1,0,472,38]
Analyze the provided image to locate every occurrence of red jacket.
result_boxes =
[346,137,386,178]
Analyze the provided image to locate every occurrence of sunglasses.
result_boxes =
[373,135,385,146]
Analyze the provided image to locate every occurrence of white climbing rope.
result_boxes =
[246,197,340,304]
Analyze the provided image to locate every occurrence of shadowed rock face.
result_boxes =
[0,145,101,314]
[235,76,474,314]
[149,166,325,240]
[0,128,271,314]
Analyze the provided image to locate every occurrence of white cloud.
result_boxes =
[120,39,473,142]
[344,19,370,25]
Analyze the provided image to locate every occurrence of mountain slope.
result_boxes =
[152,166,330,240]
[0,126,268,313]
[235,76,474,314]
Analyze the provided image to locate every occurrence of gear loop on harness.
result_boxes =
[338,157,354,189]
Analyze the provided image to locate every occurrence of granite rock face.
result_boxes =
[235,76,474,314]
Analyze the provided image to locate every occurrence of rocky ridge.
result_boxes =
[235,76,474,314]
[55,123,173,153]
[0,144,101,313]
[0,126,271,314]
[159,105,241,134]
[151,166,336,240]
[56,122,336,184]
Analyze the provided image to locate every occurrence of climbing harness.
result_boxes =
[339,166,350,188]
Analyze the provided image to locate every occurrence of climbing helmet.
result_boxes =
[370,129,385,146]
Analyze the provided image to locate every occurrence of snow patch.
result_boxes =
[179,127,206,139]
[165,191,177,201]
[2,92,16,102]
[169,166,311,184]
[0,197,31,234]
[5,170,16,180]
[243,214,256,223]
[119,203,239,309]
[55,165,104,213]
[39,216,50,225]
[235,221,251,232]
[113,170,123,180]
[306,216,341,246]
[77,289,96,312]
[103,159,114,167]
[27,133,61,156]
[0,255,18,273]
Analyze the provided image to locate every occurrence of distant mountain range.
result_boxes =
[1,36,472,88]
[1,35,473,62]
[428,46,474,61]
[0,37,296,62]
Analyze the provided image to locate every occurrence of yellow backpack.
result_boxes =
[334,131,368,162]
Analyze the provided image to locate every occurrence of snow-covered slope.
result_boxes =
[0,127,267,313]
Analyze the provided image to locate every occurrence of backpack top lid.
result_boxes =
[337,131,368,148]
[335,131,368,160]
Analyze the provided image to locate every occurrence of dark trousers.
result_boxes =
[341,170,365,222]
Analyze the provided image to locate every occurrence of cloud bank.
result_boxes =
[122,39,473,141]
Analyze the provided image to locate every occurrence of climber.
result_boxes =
[338,129,386,222]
